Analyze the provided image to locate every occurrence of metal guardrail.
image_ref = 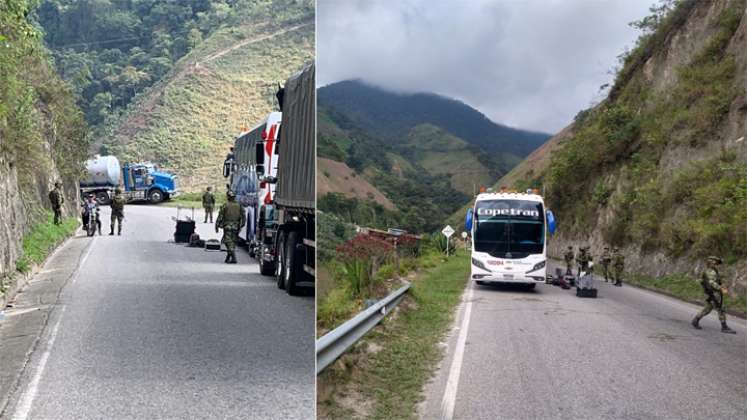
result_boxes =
[316,282,411,375]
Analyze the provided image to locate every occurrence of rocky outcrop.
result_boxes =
[499,0,747,293]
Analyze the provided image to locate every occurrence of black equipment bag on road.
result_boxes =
[174,207,196,243]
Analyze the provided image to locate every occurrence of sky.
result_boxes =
[317,0,654,134]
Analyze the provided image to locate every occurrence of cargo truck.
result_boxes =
[80,155,179,204]
[268,64,315,295]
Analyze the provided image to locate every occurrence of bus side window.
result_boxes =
[465,208,473,231]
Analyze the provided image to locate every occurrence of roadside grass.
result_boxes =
[317,250,470,419]
[15,213,79,273]
[159,191,227,209]
[626,271,747,318]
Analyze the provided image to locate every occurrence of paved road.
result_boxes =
[421,262,747,420]
[1,205,314,420]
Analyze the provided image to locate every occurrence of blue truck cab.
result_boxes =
[122,162,179,203]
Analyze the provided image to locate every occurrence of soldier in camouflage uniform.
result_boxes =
[202,186,215,223]
[48,181,64,225]
[215,190,245,264]
[612,248,624,287]
[691,256,736,334]
[564,246,575,276]
[110,187,126,236]
[600,246,612,282]
[577,247,592,277]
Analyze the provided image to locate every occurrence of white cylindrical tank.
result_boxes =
[81,155,121,187]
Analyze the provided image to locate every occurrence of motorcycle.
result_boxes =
[84,208,101,236]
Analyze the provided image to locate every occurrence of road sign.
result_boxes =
[442,225,455,257]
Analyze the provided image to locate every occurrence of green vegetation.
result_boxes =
[15,213,79,273]
[159,191,227,208]
[37,0,313,128]
[1,0,87,190]
[537,0,746,261]
[318,109,473,233]
[626,271,747,317]
[318,250,470,419]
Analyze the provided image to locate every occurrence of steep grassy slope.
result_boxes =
[402,124,497,196]
[101,18,314,190]
[455,0,747,291]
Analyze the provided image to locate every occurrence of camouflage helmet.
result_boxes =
[567,245,573,250]
[707,256,723,265]
[226,190,236,199]
[114,187,122,194]
[207,186,212,191]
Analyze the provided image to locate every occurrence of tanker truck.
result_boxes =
[80,155,179,204]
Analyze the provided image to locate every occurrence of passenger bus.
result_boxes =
[465,190,556,289]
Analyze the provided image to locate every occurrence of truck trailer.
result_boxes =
[269,64,315,295]
[80,155,179,204]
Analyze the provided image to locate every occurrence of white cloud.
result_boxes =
[318,0,653,133]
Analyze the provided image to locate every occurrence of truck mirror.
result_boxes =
[256,143,265,175]
[223,159,231,178]
[465,208,473,232]
[546,209,556,235]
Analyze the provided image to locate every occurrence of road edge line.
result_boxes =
[440,280,475,420]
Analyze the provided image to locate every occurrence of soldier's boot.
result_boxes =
[229,252,237,264]
[118,227,122,236]
[721,322,736,334]
[109,226,114,236]
[224,253,231,263]
[691,317,702,330]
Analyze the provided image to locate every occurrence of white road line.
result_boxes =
[440,281,475,420]
[11,306,66,420]
[10,235,94,419]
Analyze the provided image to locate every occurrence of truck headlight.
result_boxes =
[471,258,489,272]
[528,260,546,273]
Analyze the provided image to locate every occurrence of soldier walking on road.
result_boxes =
[692,256,736,334]
[110,187,125,236]
[601,246,612,282]
[216,190,245,264]
[612,248,624,286]
[49,181,64,225]
[202,186,215,223]
[564,246,575,276]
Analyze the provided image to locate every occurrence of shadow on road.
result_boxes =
[474,282,540,293]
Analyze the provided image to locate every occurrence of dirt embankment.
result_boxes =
[318,158,396,210]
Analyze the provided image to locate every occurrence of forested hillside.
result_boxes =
[317,83,548,234]
[1,0,87,293]
[470,0,747,292]
[37,0,314,189]
[319,80,549,166]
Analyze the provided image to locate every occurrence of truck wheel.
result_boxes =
[284,231,303,296]
[95,191,111,205]
[276,232,286,289]
[148,189,164,204]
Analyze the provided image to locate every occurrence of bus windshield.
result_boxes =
[474,199,545,258]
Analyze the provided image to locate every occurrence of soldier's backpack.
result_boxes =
[173,207,195,243]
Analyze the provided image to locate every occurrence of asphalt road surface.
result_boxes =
[1,205,314,420]
[421,262,747,420]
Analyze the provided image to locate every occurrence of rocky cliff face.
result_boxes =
[497,0,747,292]
[0,3,87,286]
